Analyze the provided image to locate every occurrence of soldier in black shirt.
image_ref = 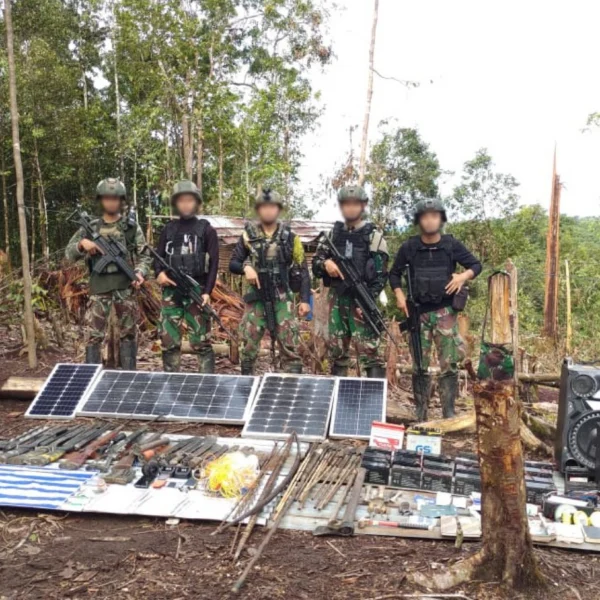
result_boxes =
[389,199,482,420]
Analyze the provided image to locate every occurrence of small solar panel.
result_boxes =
[77,371,259,424]
[242,374,337,442]
[330,377,387,440]
[25,364,102,419]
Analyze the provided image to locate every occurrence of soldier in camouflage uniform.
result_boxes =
[389,198,482,420]
[154,181,219,373]
[229,189,311,375]
[312,185,389,378]
[65,178,151,369]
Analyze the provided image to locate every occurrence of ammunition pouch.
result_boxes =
[167,251,207,279]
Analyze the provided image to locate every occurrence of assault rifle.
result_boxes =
[319,232,400,348]
[399,264,424,374]
[145,245,237,341]
[69,210,139,281]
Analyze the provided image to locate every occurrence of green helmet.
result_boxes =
[337,185,368,203]
[413,198,447,225]
[96,178,126,199]
[171,180,202,205]
[255,188,283,208]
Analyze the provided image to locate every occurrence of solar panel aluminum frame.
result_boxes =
[329,376,387,440]
[241,373,338,442]
[25,363,103,420]
[77,370,261,425]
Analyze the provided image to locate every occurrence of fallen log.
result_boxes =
[522,412,556,442]
[417,411,476,433]
[386,402,415,424]
[0,377,44,399]
[520,421,552,455]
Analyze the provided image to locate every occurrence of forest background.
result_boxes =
[1,0,598,360]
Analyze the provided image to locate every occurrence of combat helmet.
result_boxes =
[255,188,283,208]
[171,180,202,206]
[96,178,126,199]
[413,198,447,226]
[337,185,368,203]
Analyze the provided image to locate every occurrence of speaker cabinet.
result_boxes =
[556,359,600,475]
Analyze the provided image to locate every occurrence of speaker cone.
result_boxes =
[567,411,600,470]
[571,374,597,398]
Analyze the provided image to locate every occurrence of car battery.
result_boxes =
[453,472,481,496]
[421,466,454,493]
[390,465,422,490]
[362,447,391,486]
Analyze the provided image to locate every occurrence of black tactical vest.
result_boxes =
[164,218,209,279]
[406,234,454,305]
[329,221,374,291]
[245,222,294,290]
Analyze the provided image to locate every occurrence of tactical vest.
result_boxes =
[329,221,375,292]
[88,218,137,295]
[163,218,209,280]
[245,222,295,291]
[406,234,454,305]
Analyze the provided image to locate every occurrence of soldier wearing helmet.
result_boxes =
[229,188,311,375]
[312,184,389,378]
[389,198,482,421]
[153,180,219,373]
[65,178,151,368]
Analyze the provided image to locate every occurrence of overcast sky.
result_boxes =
[300,0,600,221]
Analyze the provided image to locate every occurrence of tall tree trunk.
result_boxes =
[29,177,35,267]
[182,113,193,179]
[33,139,49,263]
[4,0,37,368]
[112,6,124,180]
[196,123,204,191]
[132,149,138,218]
[283,115,291,204]
[244,137,250,214]
[358,0,379,186]
[1,148,10,269]
[218,133,224,213]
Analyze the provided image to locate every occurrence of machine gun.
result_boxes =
[399,263,424,374]
[145,245,236,341]
[70,210,138,281]
[60,425,126,470]
[319,232,399,348]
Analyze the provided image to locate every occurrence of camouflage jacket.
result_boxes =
[65,215,151,295]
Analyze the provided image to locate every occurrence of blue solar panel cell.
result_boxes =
[25,364,101,419]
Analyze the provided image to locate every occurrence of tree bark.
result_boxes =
[196,123,204,191]
[4,0,37,369]
[218,133,224,212]
[358,0,379,186]
[182,113,193,179]
[33,139,49,263]
[1,146,10,268]
[112,5,124,180]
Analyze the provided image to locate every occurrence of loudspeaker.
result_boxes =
[556,359,600,476]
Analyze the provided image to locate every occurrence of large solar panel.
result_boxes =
[25,364,102,419]
[242,374,337,442]
[329,377,387,440]
[77,370,259,424]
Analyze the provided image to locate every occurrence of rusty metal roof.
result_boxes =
[204,216,334,246]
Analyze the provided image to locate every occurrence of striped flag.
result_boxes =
[0,465,94,510]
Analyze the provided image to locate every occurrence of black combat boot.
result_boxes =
[197,348,216,374]
[85,345,102,365]
[331,363,348,377]
[286,362,303,375]
[162,349,181,373]
[366,365,386,379]
[412,373,431,422]
[241,359,255,376]
[439,372,458,419]
[119,340,137,371]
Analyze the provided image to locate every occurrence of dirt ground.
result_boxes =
[0,331,597,600]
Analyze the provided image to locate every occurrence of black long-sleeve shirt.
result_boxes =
[389,235,482,312]
[154,218,219,295]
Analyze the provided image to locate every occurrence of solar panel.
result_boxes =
[25,364,102,419]
[329,377,387,440]
[242,374,337,442]
[77,371,260,424]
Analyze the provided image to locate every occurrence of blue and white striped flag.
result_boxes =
[0,465,94,510]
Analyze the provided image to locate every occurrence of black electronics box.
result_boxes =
[362,448,391,486]
[390,465,421,490]
[421,468,454,493]
[526,481,557,505]
[453,472,481,495]
[564,465,598,493]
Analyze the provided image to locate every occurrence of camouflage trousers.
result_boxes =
[414,306,466,374]
[327,291,383,369]
[159,288,211,353]
[85,289,138,347]
[239,293,301,370]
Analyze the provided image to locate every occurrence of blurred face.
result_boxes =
[418,210,443,234]
[340,199,364,222]
[175,194,199,218]
[257,203,280,225]
[100,195,121,216]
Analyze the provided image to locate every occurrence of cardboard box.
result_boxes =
[369,422,405,451]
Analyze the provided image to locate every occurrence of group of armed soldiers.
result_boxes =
[66,178,481,420]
